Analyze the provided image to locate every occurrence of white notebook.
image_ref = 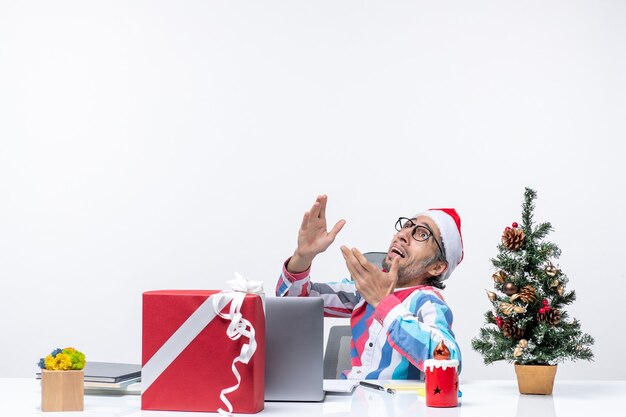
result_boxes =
[323,379,359,394]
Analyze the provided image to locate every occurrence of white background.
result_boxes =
[1,0,624,380]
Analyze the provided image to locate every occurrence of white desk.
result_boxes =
[2,379,624,417]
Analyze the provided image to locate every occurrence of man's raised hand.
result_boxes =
[287,195,346,273]
[340,246,400,308]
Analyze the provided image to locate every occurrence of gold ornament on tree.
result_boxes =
[486,290,497,301]
[502,224,525,251]
[549,278,565,296]
[513,339,528,357]
[545,263,559,277]
[499,301,526,315]
[492,271,507,283]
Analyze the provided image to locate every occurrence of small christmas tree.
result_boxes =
[472,187,594,365]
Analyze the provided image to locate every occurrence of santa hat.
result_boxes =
[414,208,464,281]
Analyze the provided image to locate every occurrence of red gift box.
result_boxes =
[142,290,265,413]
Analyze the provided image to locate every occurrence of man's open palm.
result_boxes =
[297,195,345,258]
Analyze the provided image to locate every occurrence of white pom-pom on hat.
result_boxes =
[414,208,464,281]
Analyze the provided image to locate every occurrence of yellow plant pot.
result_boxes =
[514,363,557,395]
[41,369,84,412]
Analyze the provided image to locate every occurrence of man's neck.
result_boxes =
[396,275,431,289]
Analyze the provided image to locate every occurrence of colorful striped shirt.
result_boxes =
[276,259,462,380]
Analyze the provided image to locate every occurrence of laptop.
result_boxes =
[265,297,325,402]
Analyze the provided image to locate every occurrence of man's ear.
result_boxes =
[428,261,448,278]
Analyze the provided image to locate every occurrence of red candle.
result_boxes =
[424,340,459,408]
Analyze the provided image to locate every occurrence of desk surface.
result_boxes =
[2,378,624,417]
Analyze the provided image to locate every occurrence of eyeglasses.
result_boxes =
[395,217,445,258]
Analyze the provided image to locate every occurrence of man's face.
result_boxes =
[382,215,445,287]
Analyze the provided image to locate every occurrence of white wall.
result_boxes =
[1,0,624,380]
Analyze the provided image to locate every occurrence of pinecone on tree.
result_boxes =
[517,285,537,304]
[501,318,524,339]
[502,227,525,251]
[538,309,562,325]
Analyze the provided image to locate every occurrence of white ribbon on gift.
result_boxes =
[142,273,264,415]
[212,273,264,415]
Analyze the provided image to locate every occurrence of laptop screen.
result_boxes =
[264,297,325,402]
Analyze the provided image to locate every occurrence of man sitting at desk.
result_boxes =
[276,195,463,380]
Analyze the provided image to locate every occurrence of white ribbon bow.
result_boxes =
[212,273,264,415]
[226,272,264,294]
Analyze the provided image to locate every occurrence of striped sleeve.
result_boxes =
[373,291,462,374]
[276,258,360,318]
